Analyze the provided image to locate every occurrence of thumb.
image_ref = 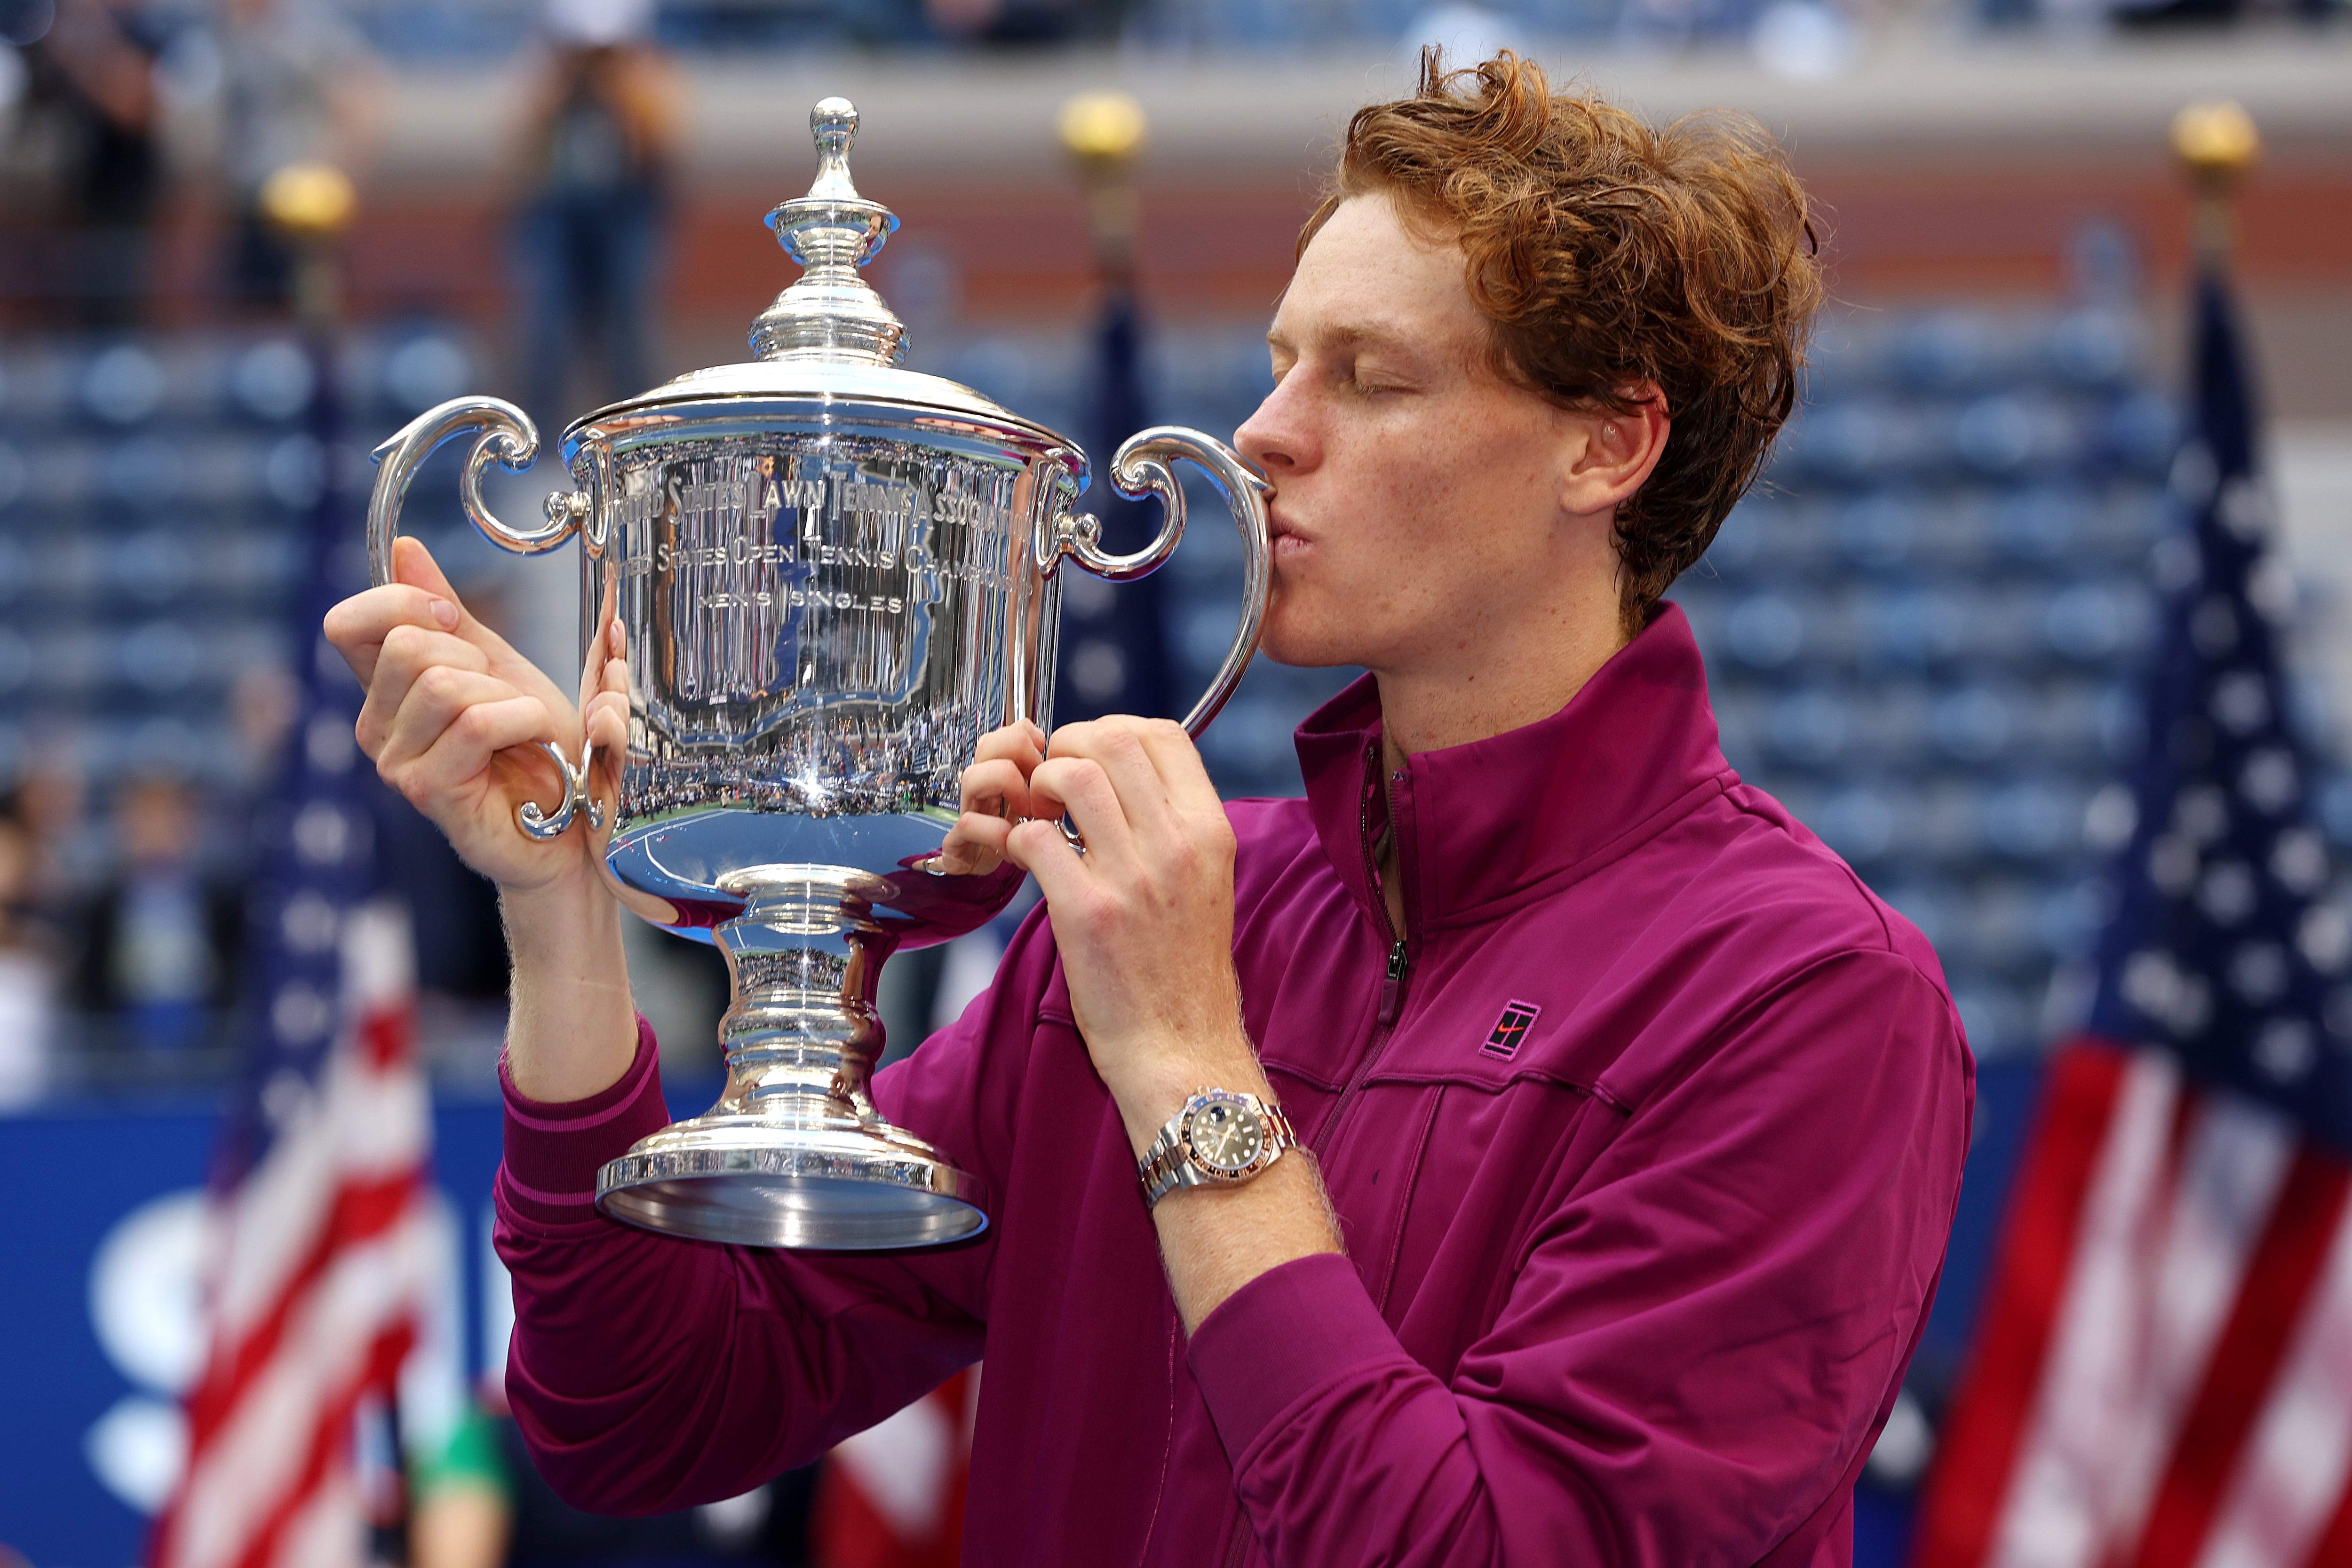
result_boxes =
[391,532,461,603]
[392,534,526,669]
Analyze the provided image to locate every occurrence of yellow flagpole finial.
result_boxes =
[259,162,358,239]
[1058,91,1148,169]
[2171,100,2260,185]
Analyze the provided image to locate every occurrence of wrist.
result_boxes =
[500,865,637,1104]
[1118,1071,1200,1158]
[1110,1040,1274,1158]
[501,863,616,957]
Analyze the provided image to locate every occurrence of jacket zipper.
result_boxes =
[1214,748,1414,1568]
[1215,748,1412,1568]
[1315,744,1413,1154]
[1362,742,1407,1014]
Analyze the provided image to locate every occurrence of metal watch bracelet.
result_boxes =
[1136,1089,1297,1210]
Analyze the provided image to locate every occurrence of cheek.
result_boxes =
[1351,399,1549,516]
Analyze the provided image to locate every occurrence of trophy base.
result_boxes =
[596,1118,985,1250]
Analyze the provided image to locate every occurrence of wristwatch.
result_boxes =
[1136,1088,1296,1210]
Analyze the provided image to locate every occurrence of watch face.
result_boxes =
[1186,1097,1265,1177]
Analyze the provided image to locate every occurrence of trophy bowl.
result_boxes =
[364,97,1271,1251]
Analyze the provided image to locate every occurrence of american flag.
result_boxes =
[1912,268,2352,1566]
[148,343,431,1568]
[812,1367,977,1568]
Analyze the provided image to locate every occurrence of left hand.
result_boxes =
[993,717,1264,1149]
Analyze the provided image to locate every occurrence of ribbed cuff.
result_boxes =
[497,1016,671,1227]
[1185,1251,1398,1465]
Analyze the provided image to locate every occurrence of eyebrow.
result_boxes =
[1265,321,1426,357]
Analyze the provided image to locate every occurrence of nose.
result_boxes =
[1235,374,1312,480]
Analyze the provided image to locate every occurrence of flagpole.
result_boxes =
[1053,90,1174,725]
[1910,91,2352,1568]
[2170,99,2259,270]
[1060,90,1144,291]
[255,158,428,1568]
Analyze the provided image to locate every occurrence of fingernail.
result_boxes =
[428,597,459,630]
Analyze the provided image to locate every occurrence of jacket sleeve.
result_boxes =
[1185,948,1975,1568]
[493,918,1054,1515]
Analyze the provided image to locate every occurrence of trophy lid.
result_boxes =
[573,96,1070,459]
[749,96,906,365]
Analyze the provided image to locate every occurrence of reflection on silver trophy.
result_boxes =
[365,97,1271,1251]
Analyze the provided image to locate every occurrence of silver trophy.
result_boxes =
[365,98,1270,1251]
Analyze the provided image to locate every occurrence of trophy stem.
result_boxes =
[709,904,892,1135]
[595,868,986,1250]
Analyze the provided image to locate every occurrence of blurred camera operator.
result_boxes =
[9,0,165,326]
[216,0,383,314]
[511,0,678,421]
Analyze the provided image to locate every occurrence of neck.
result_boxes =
[1368,595,1633,938]
[1374,602,1632,777]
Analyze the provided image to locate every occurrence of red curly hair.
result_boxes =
[1303,51,1821,633]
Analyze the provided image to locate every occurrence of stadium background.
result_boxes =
[1,0,2349,1564]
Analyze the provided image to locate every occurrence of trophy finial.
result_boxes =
[809,97,860,199]
[749,95,907,365]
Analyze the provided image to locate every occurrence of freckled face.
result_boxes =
[1234,194,1588,676]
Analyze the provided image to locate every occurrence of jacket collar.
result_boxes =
[1293,602,1732,934]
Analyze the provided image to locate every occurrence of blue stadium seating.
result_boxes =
[0,325,485,791]
[1681,304,2183,1058]
[19,296,2340,1069]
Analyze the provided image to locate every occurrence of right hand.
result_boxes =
[323,535,627,893]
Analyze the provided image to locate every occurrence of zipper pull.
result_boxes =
[1378,939,1408,1026]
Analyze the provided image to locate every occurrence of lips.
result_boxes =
[1266,504,1310,552]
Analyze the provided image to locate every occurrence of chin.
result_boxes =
[1257,612,1365,673]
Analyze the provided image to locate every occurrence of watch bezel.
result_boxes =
[1179,1090,1275,1184]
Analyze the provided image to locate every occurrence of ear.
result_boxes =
[1558,385,1670,520]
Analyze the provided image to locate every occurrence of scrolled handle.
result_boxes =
[365,395,600,841]
[367,395,586,587]
[1047,426,1272,737]
[516,739,606,841]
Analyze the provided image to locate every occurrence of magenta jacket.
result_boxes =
[495,605,1975,1567]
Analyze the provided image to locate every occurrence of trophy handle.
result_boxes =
[1049,426,1273,737]
[366,395,602,842]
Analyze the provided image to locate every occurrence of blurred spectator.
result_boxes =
[12,748,100,925]
[409,1403,511,1568]
[71,772,243,1053]
[7,0,166,326]
[513,0,677,421]
[218,0,383,314]
[407,1398,816,1568]
[0,792,60,1106]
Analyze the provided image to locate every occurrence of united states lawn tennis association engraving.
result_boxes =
[625,451,1017,617]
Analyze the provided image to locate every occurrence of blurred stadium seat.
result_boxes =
[1677,304,2186,1057]
[1678,300,2352,1063]
[0,325,487,792]
[11,292,2349,1073]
